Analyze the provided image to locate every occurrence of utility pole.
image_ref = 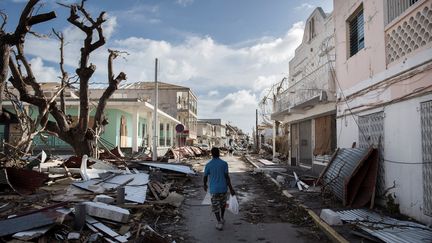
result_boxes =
[256,109,259,153]
[152,58,159,161]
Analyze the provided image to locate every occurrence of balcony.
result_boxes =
[385,0,432,64]
[273,62,335,118]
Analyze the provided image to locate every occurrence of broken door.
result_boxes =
[299,120,312,166]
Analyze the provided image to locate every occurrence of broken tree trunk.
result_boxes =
[2,0,126,158]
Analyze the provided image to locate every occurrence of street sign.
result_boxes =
[175,124,185,133]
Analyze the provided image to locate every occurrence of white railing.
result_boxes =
[274,62,335,113]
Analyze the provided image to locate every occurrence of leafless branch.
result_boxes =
[66,1,107,135]
[0,11,7,30]
[53,28,68,112]
[28,30,49,38]
[93,49,127,131]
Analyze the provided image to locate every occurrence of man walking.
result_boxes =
[203,147,235,231]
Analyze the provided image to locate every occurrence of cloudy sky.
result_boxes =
[1,0,333,133]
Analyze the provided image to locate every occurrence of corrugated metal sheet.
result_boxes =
[141,162,196,174]
[337,209,432,243]
[322,148,371,201]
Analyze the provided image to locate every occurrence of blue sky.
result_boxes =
[1,0,333,133]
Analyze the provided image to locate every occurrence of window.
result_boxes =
[348,6,365,57]
[141,123,147,147]
[166,124,171,146]
[308,18,315,41]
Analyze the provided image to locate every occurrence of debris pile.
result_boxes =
[0,150,197,242]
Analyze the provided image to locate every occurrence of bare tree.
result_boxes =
[2,0,126,157]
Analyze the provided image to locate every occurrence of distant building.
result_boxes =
[198,119,226,147]
[272,7,336,174]
[334,0,432,223]
[91,81,198,145]
[1,82,180,156]
[197,120,216,147]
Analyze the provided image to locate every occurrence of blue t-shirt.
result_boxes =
[204,158,229,194]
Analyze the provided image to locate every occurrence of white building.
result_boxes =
[198,119,227,147]
[334,0,432,224]
[272,7,336,174]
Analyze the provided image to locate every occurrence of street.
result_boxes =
[178,155,329,243]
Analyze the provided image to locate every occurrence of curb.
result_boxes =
[243,155,349,243]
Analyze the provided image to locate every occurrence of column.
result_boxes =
[273,120,276,159]
[132,111,139,152]
[147,111,153,150]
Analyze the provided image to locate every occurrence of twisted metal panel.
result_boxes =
[421,100,432,216]
[358,112,385,197]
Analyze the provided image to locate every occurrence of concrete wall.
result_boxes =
[337,94,432,224]
[333,0,387,91]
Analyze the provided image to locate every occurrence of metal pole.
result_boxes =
[152,58,158,161]
[256,109,259,153]
[272,120,276,159]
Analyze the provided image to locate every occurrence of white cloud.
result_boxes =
[113,4,161,25]
[214,90,257,112]
[176,0,194,7]
[103,15,117,40]
[208,90,219,97]
[199,90,258,133]
[22,20,304,132]
[253,75,279,92]
[295,3,315,10]
[29,57,59,83]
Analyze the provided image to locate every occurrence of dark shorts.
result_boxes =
[211,192,227,212]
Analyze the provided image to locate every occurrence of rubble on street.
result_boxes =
[245,150,432,243]
[0,146,208,242]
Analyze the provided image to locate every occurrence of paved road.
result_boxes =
[180,155,319,243]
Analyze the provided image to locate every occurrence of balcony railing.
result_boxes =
[274,62,335,113]
[386,0,420,25]
[385,0,431,63]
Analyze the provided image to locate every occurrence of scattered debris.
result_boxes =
[294,172,309,191]
[84,201,130,223]
[86,216,129,243]
[141,162,196,175]
[13,226,52,241]
[319,209,342,226]
[337,209,432,243]
[258,159,275,166]
[0,147,195,242]
[156,192,184,208]
[0,205,70,237]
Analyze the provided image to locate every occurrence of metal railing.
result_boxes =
[274,62,335,113]
[386,0,419,25]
